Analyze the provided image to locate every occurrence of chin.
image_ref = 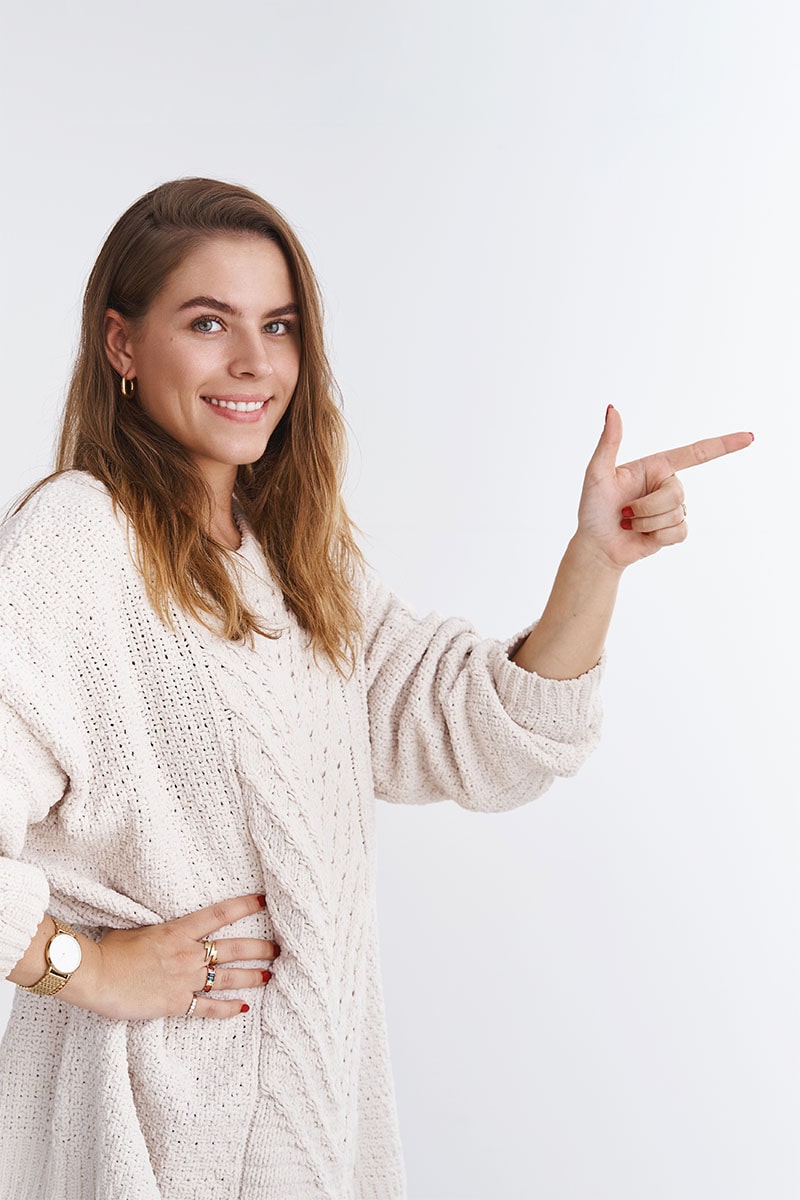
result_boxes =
[217,438,271,466]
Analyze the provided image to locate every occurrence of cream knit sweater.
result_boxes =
[0,471,603,1199]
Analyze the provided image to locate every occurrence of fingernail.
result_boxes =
[262,970,272,983]
[274,944,281,957]
[620,518,633,530]
[240,1004,250,1014]
[749,432,755,441]
[621,506,634,518]
[257,895,267,908]
[605,404,614,422]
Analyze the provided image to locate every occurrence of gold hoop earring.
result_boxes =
[120,376,135,398]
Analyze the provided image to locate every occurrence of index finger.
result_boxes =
[178,894,267,940]
[659,431,754,473]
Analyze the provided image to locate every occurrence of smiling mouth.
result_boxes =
[202,396,268,412]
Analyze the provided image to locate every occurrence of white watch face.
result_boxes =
[48,932,82,974]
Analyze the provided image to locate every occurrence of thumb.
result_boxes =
[587,404,623,475]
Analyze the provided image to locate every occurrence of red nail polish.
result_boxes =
[240,1004,250,1014]
[620,518,633,530]
[257,895,267,908]
[274,944,281,957]
[621,506,634,518]
[262,970,272,983]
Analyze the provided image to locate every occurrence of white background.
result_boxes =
[1,2,797,1197]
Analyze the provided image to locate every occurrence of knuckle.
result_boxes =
[210,903,230,929]
[176,943,198,966]
[659,525,685,547]
[227,939,245,961]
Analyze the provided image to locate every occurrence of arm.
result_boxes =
[0,480,280,1021]
[511,407,754,680]
[362,573,603,813]
[1,697,278,1021]
[5,898,276,1020]
[0,699,66,981]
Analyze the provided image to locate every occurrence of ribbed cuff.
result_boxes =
[490,622,605,739]
[0,859,50,981]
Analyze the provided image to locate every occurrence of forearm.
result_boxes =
[511,533,623,679]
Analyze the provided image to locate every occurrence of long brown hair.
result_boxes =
[24,178,366,675]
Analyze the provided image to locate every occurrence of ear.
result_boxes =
[103,309,136,379]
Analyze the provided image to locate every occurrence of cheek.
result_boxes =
[136,346,198,418]
[163,340,209,384]
[283,344,302,388]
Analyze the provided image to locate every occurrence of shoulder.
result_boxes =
[1,471,122,556]
[0,471,129,600]
[2,469,117,535]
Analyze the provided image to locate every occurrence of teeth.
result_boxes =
[205,398,265,412]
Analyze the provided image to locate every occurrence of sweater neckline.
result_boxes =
[230,506,272,577]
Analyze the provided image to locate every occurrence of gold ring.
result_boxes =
[682,503,688,518]
[185,997,198,1017]
[202,940,218,968]
[202,966,217,994]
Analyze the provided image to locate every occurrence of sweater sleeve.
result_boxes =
[0,474,98,980]
[361,571,603,812]
[0,698,67,979]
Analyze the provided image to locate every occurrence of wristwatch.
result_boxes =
[17,918,83,997]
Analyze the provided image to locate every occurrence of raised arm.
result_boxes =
[511,407,754,680]
[362,572,603,813]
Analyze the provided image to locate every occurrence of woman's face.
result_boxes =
[105,233,301,491]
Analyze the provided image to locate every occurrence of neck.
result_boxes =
[211,521,241,551]
[195,459,240,549]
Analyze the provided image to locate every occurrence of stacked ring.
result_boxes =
[202,940,218,968]
[185,997,198,1018]
[202,967,217,994]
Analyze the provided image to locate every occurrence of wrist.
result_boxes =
[15,917,86,998]
[566,530,627,581]
[57,933,103,1008]
[12,916,102,1009]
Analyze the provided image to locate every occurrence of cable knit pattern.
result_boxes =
[0,471,603,1199]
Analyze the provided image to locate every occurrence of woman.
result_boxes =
[0,178,752,1199]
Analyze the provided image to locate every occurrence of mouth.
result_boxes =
[201,395,270,412]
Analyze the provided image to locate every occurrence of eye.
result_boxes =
[265,320,292,336]
[192,316,224,334]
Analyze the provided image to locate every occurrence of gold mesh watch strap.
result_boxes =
[17,919,79,997]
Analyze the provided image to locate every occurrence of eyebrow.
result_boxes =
[177,296,300,320]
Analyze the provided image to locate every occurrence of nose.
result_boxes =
[227,327,273,379]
